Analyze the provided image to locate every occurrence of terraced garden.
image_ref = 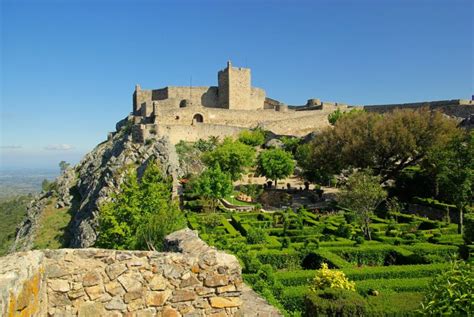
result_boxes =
[186,208,465,316]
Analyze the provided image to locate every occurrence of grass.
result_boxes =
[33,198,72,249]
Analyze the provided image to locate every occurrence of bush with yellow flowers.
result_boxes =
[311,263,356,291]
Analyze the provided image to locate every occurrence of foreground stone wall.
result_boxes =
[1,229,265,317]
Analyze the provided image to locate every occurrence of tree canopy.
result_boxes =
[238,128,266,147]
[303,108,460,183]
[337,170,387,240]
[256,148,295,188]
[203,137,256,181]
[432,131,474,233]
[95,161,185,250]
[190,164,233,212]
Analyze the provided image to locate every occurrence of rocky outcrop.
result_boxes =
[1,229,281,316]
[12,118,182,251]
[11,192,52,252]
[69,124,181,248]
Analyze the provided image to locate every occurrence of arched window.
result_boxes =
[193,113,204,123]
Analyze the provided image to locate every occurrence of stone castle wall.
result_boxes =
[131,103,339,143]
[1,229,261,317]
[363,99,474,116]
[218,64,264,111]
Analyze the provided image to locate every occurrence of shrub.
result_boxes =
[200,213,222,229]
[343,211,357,224]
[246,227,268,244]
[311,263,355,291]
[280,286,309,313]
[305,289,366,317]
[238,128,266,146]
[256,249,302,270]
[356,277,431,294]
[464,213,474,244]
[281,237,291,249]
[354,235,365,245]
[96,162,185,250]
[420,260,474,315]
[336,223,352,239]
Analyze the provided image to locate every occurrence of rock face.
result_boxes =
[11,119,182,251]
[1,229,281,316]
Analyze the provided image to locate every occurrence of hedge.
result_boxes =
[464,213,474,244]
[280,285,309,312]
[343,263,449,280]
[328,245,414,266]
[220,218,239,236]
[355,277,431,294]
[366,292,424,316]
[275,263,449,287]
[256,249,302,270]
[404,243,458,263]
[304,289,367,317]
[311,249,352,269]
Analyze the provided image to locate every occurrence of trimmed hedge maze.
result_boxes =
[186,209,462,316]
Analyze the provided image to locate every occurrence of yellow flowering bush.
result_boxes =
[311,263,356,291]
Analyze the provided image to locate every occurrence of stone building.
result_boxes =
[130,61,345,143]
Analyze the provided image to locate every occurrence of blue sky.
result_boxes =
[1,0,472,169]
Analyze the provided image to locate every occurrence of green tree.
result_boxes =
[96,169,141,249]
[190,165,233,212]
[238,128,266,147]
[420,260,473,315]
[280,136,301,154]
[256,148,295,188]
[305,108,459,183]
[203,137,256,181]
[436,131,474,234]
[95,161,185,250]
[59,160,71,173]
[337,170,387,240]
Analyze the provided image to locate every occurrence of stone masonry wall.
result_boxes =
[1,229,259,317]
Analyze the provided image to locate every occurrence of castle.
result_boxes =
[128,62,474,143]
[129,61,348,143]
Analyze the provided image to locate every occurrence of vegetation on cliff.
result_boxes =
[0,195,30,255]
[95,160,185,250]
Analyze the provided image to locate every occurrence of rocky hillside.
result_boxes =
[11,118,181,251]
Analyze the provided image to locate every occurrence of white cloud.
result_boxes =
[44,144,74,151]
[0,145,22,149]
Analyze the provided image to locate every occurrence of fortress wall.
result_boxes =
[154,107,326,128]
[228,67,252,110]
[166,86,219,108]
[217,70,230,108]
[261,111,331,136]
[0,229,245,317]
[150,106,335,140]
[151,88,168,101]
[250,87,266,110]
[364,99,474,113]
[133,89,152,115]
[158,124,244,144]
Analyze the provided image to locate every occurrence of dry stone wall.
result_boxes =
[1,229,280,317]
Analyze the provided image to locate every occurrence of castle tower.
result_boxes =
[218,61,252,110]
